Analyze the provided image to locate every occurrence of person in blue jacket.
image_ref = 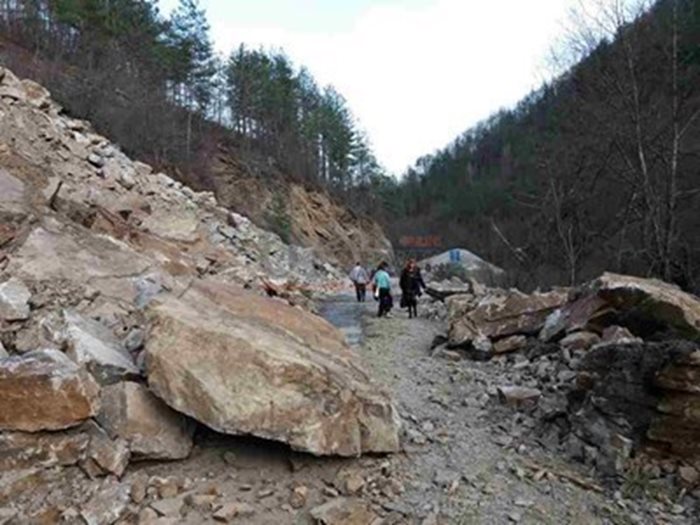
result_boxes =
[372,261,393,318]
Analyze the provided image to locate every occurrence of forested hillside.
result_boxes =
[0,0,393,242]
[387,0,700,292]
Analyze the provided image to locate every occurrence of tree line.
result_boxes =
[0,0,391,207]
[386,0,700,292]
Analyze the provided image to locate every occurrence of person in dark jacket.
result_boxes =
[399,259,425,319]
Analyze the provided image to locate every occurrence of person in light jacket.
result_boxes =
[349,262,369,302]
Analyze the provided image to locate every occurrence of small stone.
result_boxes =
[497,385,541,407]
[493,335,527,355]
[679,466,699,486]
[289,485,308,509]
[118,172,136,190]
[421,421,435,433]
[150,497,185,517]
[152,477,180,499]
[257,488,274,499]
[344,473,365,495]
[131,475,149,504]
[138,507,158,524]
[508,511,522,522]
[186,493,218,510]
[87,153,105,168]
[212,501,255,522]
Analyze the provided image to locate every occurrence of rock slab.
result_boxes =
[145,279,400,457]
[0,349,100,432]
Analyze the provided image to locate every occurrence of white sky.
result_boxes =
[159,0,578,175]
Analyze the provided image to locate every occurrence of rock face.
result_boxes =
[97,382,193,460]
[648,350,700,457]
[210,156,394,269]
[448,289,568,349]
[145,279,401,457]
[0,349,100,432]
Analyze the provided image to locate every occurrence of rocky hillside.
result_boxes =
[0,66,401,520]
[210,147,394,269]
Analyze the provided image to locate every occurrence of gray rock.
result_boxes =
[80,478,130,525]
[0,277,31,321]
[87,153,104,168]
[61,310,139,385]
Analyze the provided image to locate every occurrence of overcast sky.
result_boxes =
[159,0,577,175]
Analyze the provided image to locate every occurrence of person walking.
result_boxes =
[399,259,426,319]
[349,262,369,302]
[372,261,393,317]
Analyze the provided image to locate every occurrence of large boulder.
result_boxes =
[96,381,193,460]
[541,273,700,342]
[0,428,89,471]
[0,349,100,432]
[144,279,400,457]
[593,273,700,340]
[448,288,569,348]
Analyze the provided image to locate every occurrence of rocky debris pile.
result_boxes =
[0,66,400,519]
[437,271,700,485]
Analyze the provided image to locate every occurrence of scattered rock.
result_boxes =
[497,386,542,407]
[150,496,185,518]
[0,427,89,471]
[449,288,568,348]
[0,349,100,432]
[212,501,255,522]
[80,478,131,525]
[493,335,528,355]
[288,485,308,509]
[81,420,130,478]
[310,498,378,525]
[0,277,31,321]
[560,331,600,352]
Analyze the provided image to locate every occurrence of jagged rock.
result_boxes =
[497,386,541,407]
[145,279,400,457]
[310,498,377,525]
[448,288,569,348]
[0,427,89,471]
[593,273,700,340]
[0,342,7,359]
[560,331,600,352]
[0,277,31,321]
[61,310,139,385]
[0,349,100,432]
[655,351,700,393]
[493,335,528,355]
[150,496,185,518]
[425,280,472,301]
[80,478,131,525]
[212,501,255,522]
[601,325,642,345]
[539,294,610,342]
[81,421,130,478]
[96,381,193,460]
